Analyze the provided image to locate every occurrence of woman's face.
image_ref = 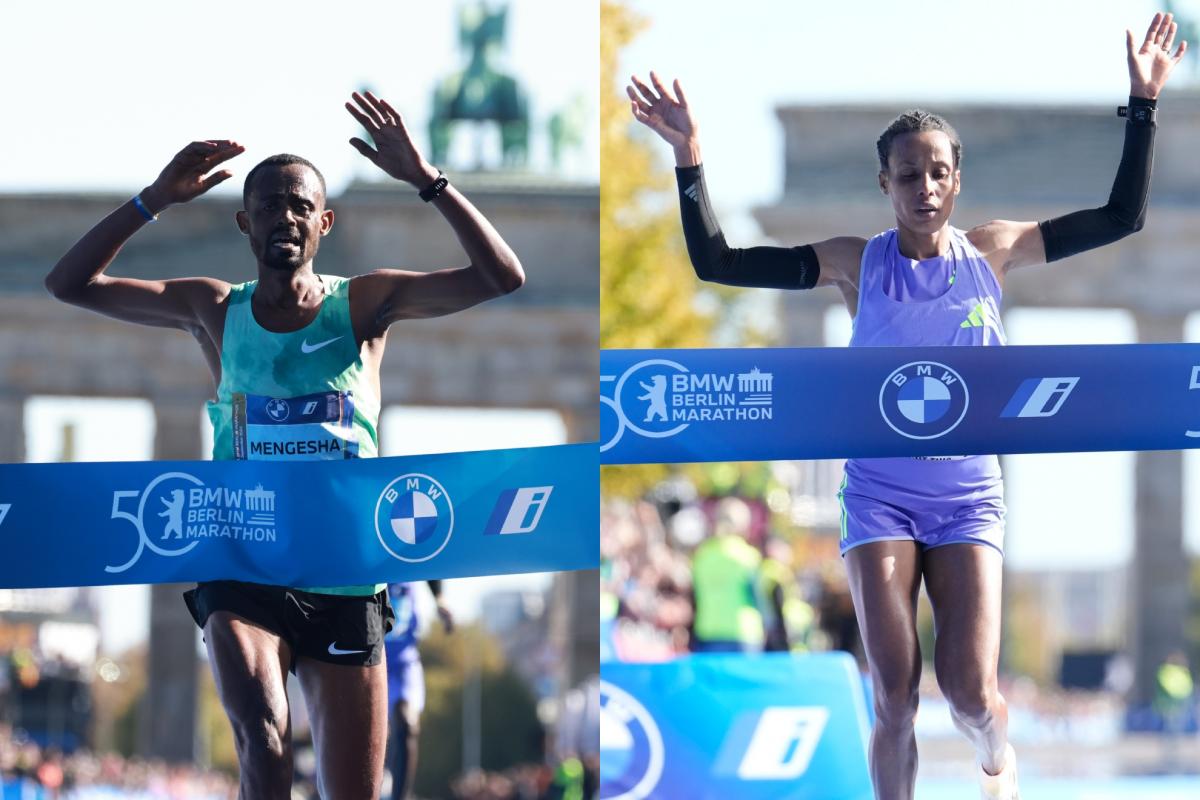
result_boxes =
[878,130,961,235]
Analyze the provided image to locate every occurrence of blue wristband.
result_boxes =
[132,194,158,222]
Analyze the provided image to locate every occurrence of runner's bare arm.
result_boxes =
[44,140,243,332]
[968,12,1186,278]
[343,92,523,328]
[628,72,864,291]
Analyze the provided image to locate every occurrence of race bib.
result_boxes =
[232,390,359,461]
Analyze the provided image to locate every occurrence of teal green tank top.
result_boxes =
[205,274,383,596]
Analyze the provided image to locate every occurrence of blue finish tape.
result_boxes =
[601,344,1200,464]
[0,443,597,588]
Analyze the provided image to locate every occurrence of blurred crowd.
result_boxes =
[601,494,858,662]
[448,755,598,800]
[0,724,234,800]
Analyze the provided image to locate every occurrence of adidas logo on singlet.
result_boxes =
[960,302,987,328]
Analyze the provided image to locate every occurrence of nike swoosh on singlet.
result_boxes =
[328,642,367,656]
[301,336,342,354]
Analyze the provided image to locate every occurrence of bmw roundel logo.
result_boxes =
[374,473,455,563]
[265,398,290,422]
[599,681,664,800]
[879,361,969,440]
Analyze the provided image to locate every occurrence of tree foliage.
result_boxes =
[600,1,715,498]
[415,623,544,799]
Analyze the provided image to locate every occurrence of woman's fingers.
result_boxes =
[649,71,675,104]
[630,74,661,106]
[673,79,689,109]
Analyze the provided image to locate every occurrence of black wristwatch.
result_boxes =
[419,170,449,202]
[1118,96,1157,125]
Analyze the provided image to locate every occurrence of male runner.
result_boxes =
[45,91,523,799]
[629,12,1185,800]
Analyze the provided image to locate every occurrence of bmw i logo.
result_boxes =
[600,681,664,800]
[879,361,969,440]
[374,473,455,563]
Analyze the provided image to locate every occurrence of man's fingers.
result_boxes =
[348,137,379,164]
[374,95,414,141]
[351,92,387,129]
[375,95,406,127]
[199,170,233,191]
[1175,40,1189,62]
[200,143,245,167]
[1162,21,1177,53]
[364,90,398,124]
[1144,11,1164,47]
[345,101,379,132]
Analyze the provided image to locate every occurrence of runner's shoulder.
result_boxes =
[811,236,868,287]
[169,277,234,334]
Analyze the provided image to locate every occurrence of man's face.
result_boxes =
[237,164,333,271]
[878,130,961,234]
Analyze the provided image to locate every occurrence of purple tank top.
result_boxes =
[846,227,1005,492]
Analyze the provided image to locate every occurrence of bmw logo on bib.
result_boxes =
[265,398,290,422]
[879,361,969,440]
[374,473,455,563]
[599,681,664,800]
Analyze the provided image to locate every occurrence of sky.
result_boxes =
[0,0,599,194]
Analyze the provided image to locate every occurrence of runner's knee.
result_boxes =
[940,677,997,729]
[872,668,921,727]
[227,695,290,763]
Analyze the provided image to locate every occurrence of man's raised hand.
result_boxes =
[1127,11,1188,100]
[346,91,438,187]
[142,140,244,214]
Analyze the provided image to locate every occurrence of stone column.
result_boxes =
[778,291,833,347]
[140,398,203,762]
[0,392,27,463]
[1130,313,1189,705]
[558,400,598,446]
[549,569,600,691]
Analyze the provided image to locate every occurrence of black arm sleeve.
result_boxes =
[1038,95,1157,263]
[676,164,820,289]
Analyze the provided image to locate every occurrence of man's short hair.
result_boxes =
[242,154,327,208]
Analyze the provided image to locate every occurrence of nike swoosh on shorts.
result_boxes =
[328,642,367,656]
[301,336,342,354]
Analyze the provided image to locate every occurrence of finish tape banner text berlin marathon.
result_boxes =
[601,653,873,800]
[601,344,1200,464]
[0,443,596,589]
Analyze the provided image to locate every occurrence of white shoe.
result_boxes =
[978,743,1019,800]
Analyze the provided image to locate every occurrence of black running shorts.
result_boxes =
[183,581,394,672]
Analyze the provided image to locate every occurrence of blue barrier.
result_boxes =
[0,443,596,588]
[601,653,873,800]
[601,344,1200,464]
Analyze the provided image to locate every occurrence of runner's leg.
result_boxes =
[924,543,1009,774]
[844,540,924,800]
[298,658,389,800]
[204,612,294,799]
